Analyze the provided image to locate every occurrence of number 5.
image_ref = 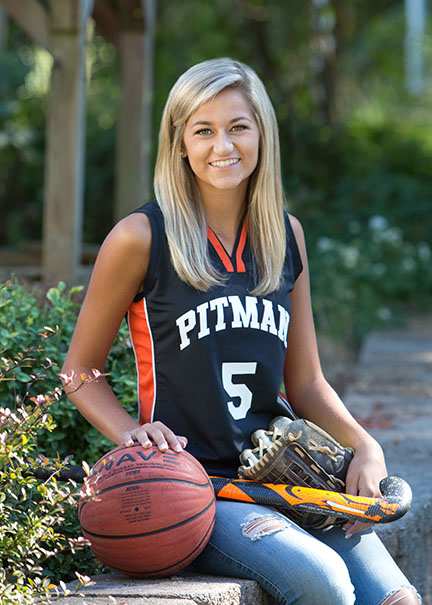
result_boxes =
[222,362,257,420]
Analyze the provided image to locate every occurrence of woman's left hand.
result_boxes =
[343,438,387,538]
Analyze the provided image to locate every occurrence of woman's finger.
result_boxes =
[343,520,374,538]
[178,436,188,448]
[122,427,152,448]
[122,422,188,453]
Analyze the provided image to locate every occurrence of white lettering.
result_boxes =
[175,296,290,350]
[229,296,260,329]
[209,297,229,331]
[176,310,196,350]
[260,299,278,336]
[196,302,210,339]
[277,304,290,346]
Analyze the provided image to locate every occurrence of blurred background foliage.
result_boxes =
[0,0,431,345]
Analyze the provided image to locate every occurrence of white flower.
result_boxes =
[368,215,388,231]
[341,246,360,269]
[377,307,392,321]
[418,242,431,262]
[316,237,335,252]
[402,257,416,272]
[59,370,75,385]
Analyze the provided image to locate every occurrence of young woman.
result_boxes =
[62,58,420,604]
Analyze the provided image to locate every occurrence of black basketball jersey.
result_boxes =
[127,201,303,477]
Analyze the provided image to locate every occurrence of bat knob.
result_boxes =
[379,476,413,521]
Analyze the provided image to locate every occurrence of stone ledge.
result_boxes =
[54,572,273,605]
[345,317,432,605]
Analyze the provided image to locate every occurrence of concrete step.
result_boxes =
[345,316,432,605]
[54,572,273,604]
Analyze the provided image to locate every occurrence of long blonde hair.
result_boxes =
[154,58,286,296]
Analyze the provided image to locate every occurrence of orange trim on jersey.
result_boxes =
[127,299,156,424]
[235,220,247,273]
[207,227,235,272]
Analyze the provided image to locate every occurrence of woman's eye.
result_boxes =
[231,124,247,132]
[195,128,212,135]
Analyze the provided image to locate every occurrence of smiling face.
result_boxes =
[182,88,260,205]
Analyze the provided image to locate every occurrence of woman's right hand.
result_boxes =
[122,421,188,454]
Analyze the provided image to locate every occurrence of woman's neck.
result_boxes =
[201,192,246,256]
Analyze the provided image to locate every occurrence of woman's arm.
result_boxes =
[61,212,186,453]
[283,215,386,535]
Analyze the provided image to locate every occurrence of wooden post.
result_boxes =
[0,6,7,50]
[114,0,156,222]
[42,0,93,282]
[0,0,50,51]
[405,0,426,94]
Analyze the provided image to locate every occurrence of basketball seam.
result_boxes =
[80,476,212,512]
[80,497,215,540]
[107,515,216,577]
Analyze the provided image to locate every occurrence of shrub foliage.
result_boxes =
[0,327,101,603]
[0,280,131,602]
[0,280,137,463]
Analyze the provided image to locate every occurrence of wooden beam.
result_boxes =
[114,0,145,30]
[0,0,50,51]
[42,0,93,283]
[114,0,156,221]
[92,0,121,48]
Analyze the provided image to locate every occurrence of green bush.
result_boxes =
[0,335,102,603]
[285,118,432,344]
[0,279,138,464]
[308,218,431,342]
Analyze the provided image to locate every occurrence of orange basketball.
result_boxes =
[78,444,216,578]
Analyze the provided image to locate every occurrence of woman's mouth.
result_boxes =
[209,158,240,168]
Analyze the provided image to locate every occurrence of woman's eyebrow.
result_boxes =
[190,116,253,128]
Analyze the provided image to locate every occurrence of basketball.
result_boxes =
[78,444,216,578]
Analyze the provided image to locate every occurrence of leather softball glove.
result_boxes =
[238,412,354,529]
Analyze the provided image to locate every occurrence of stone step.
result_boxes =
[54,572,273,604]
[345,316,432,605]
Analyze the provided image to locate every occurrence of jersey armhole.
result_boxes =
[284,211,303,282]
[132,203,161,302]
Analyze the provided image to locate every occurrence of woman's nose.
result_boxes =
[213,131,234,155]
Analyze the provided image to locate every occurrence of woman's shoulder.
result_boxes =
[111,211,151,247]
[285,212,305,246]
[99,210,153,269]
[84,211,153,305]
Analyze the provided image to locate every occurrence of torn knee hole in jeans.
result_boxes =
[241,514,291,541]
[380,585,422,605]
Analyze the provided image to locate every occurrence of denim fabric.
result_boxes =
[187,501,419,605]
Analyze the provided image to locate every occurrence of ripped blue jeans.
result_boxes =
[187,501,421,604]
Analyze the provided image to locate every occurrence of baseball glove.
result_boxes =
[238,405,354,529]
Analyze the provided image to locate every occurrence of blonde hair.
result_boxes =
[154,58,286,295]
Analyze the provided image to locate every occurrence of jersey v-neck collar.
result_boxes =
[207,214,247,273]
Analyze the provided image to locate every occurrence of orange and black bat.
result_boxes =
[209,475,412,524]
[30,460,412,525]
